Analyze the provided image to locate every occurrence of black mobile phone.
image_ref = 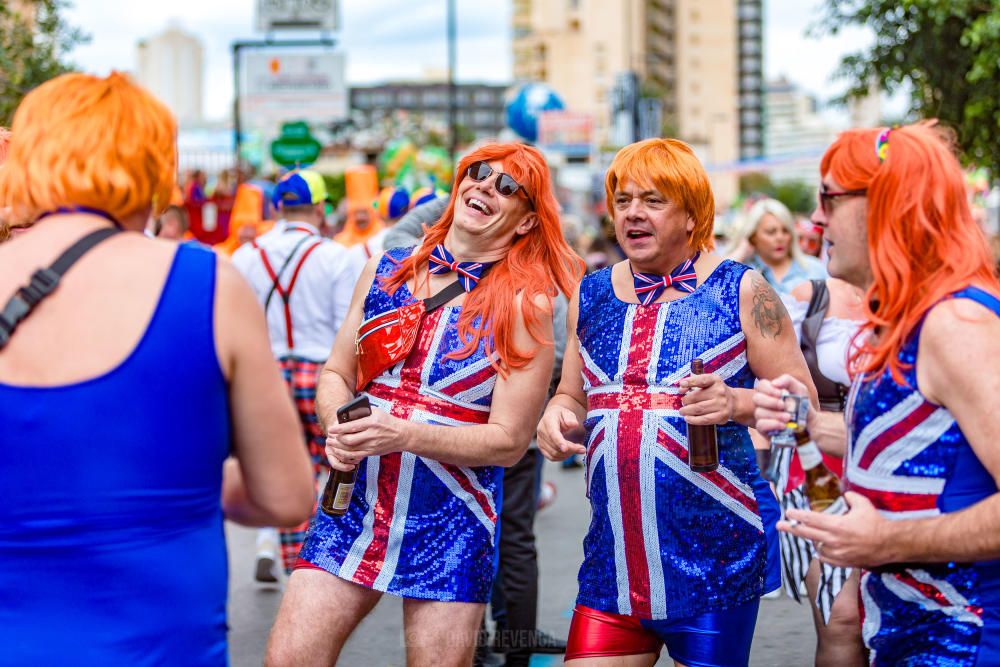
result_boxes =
[336,395,372,424]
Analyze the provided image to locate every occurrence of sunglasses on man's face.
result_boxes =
[466,160,526,198]
[819,188,867,216]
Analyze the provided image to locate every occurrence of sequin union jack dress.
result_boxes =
[844,287,1000,666]
[575,261,780,620]
[298,247,502,603]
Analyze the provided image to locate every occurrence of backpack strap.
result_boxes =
[422,280,466,313]
[799,279,848,411]
[0,227,120,351]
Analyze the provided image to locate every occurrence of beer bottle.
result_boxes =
[687,358,719,473]
[320,468,357,517]
[795,428,841,511]
[320,395,371,516]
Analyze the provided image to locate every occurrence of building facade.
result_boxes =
[763,77,838,183]
[349,82,509,140]
[135,25,204,125]
[512,0,764,205]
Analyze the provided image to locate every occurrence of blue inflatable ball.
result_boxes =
[505,84,565,143]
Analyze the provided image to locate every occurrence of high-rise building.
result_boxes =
[512,0,763,206]
[764,77,838,182]
[135,25,204,125]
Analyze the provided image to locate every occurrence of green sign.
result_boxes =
[270,121,321,167]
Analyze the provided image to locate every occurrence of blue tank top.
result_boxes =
[0,244,230,666]
[845,286,1000,666]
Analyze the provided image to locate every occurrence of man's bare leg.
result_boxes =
[402,597,485,667]
[266,568,382,667]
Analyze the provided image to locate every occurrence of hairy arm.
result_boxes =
[537,287,589,460]
[784,297,1000,568]
[327,292,555,468]
[881,298,1000,562]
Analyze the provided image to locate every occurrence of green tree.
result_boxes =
[813,0,1000,173]
[739,172,817,214]
[0,0,88,125]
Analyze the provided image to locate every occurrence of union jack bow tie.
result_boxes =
[428,244,492,292]
[631,253,700,306]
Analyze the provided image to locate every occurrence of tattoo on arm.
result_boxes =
[750,272,786,339]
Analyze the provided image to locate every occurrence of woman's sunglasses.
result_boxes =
[466,160,526,198]
[819,188,867,216]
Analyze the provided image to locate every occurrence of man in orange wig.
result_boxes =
[756,122,1000,665]
[536,137,814,666]
[266,143,584,666]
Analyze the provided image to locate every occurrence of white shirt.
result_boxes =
[783,295,861,386]
[232,220,365,361]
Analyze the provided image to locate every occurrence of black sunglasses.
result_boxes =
[819,188,867,216]
[466,161,526,198]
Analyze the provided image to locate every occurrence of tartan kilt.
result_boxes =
[277,355,327,468]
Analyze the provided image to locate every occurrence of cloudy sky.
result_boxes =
[64,0,880,122]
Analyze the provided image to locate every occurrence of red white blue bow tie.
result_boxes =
[631,253,700,306]
[428,244,492,292]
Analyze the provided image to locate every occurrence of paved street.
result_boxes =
[227,462,815,666]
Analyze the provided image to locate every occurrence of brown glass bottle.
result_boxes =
[320,395,372,517]
[687,358,719,473]
[795,428,841,511]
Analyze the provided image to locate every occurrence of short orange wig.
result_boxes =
[0,72,177,226]
[821,121,1000,383]
[383,142,585,375]
[605,138,716,252]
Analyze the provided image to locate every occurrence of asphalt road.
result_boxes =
[227,462,816,666]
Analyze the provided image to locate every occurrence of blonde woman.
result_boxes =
[727,198,826,294]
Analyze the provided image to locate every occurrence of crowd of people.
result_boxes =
[3,71,1000,667]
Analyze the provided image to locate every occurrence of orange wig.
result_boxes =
[0,127,10,165]
[0,72,177,226]
[821,122,1000,383]
[383,142,585,375]
[605,138,716,252]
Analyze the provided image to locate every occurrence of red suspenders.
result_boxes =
[253,228,323,350]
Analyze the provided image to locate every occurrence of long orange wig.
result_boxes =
[0,72,176,225]
[383,142,584,375]
[821,122,1000,383]
[605,138,716,252]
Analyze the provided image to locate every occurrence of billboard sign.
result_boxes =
[240,50,348,125]
[256,0,340,32]
[538,111,594,158]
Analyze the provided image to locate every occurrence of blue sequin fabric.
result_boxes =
[844,287,1000,666]
[575,261,777,620]
[298,247,503,602]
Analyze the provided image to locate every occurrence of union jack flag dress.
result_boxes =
[298,247,502,602]
[844,287,1000,666]
[575,261,779,620]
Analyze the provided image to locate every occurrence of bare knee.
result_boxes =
[266,569,381,667]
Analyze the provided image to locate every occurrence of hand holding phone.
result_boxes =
[322,395,372,517]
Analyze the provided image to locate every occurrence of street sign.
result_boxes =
[270,121,321,167]
[256,0,340,32]
[240,50,348,124]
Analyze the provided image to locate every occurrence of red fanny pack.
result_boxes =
[354,279,466,391]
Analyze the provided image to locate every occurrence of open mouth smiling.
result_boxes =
[466,197,494,216]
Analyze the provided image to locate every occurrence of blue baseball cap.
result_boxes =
[272,170,328,209]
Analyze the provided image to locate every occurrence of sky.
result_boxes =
[63,0,888,123]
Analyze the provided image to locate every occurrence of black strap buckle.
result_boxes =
[16,268,61,307]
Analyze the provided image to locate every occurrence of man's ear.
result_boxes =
[686,215,696,234]
[516,212,539,236]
